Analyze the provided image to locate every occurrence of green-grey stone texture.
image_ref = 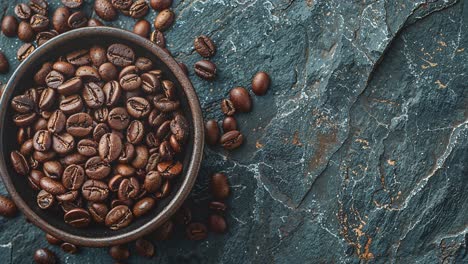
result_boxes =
[1,0,468,263]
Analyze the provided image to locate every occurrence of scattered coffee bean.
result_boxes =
[29,0,48,16]
[112,0,133,10]
[154,9,174,31]
[252,71,270,95]
[109,245,130,261]
[133,197,155,217]
[95,0,118,21]
[2,16,18,37]
[60,242,78,254]
[130,0,149,19]
[133,19,151,38]
[194,60,216,80]
[18,21,35,42]
[205,119,220,145]
[222,116,237,132]
[0,52,9,73]
[209,201,227,212]
[194,35,216,58]
[209,214,227,233]
[45,234,62,245]
[105,205,133,230]
[68,11,88,29]
[150,0,173,11]
[186,222,208,240]
[36,31,58,46]
[211,172,230,199]
[62,0,84,9]
[150,30,166,48]
[17,43,35,61]
[52,7,71,33]
[229,87,252,112]
[220,130,244,150]
[33,248,56,264]
[30,14,49,33]
[87,18,104,27]
[15,3,32,20]
[0,195,17,217]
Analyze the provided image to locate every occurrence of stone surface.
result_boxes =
[0,0,468,263]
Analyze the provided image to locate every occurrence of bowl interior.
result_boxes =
[0,28,201,245]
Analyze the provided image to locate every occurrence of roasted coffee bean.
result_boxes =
[87,18,104,27]
[120,73,141,91]
[108,107,130,130]
[61,242,78,254]
[156,120,171,140]
[112,0,133,10]
[105,205,133,230]
[107,43,135,67]
[45,234,62,245]
[150,30,165,48]
[66,49,91,66]
[141,73,160,94]
[126,97,151,118]
[94,107,109,122]
[11,95,35,113]
[13,112,37,127]
[66,113,93,137]
[133,197,155,217]
[194,60,216,80]
[103,80,121,106]
[126,120,144,144]
[93,123,110,142]
[99,63,118,82]
[59,95,83,115]
[0,52,9,73]
[2,16,18,37]
[28,170,45,191]
[37,189,54,209]
[18,21,35,42]
[119,143,135,164]
[88,202,108,223]
[115,164,136,177]
[33,150,56,162]
[130,0,149,18]
[40,177,66,195]
[62,164,85,190]
[150,0,172,11]
[47,110,66,134]
[33,248,56,264]
[15,3,32,20]
[34,118,48,131]
[154,98,179,112]
[158,141,174,160]
[62,0,84,9]
[68,11,88,29]
[30,14,49,32]
[60,197,83,213]
[90,45,107,67]
[36,30,58,46]
[58,77,82,95]
[154,9,174,31]
[161,80,176,99]
[230,87,251,112]
[135,57,152,72]
[111,198,133,209]
[133,19,151,37]
[52,7,71,33]
[46,70,65,89]
[109,245,130,261]
[153,220,173,240]
[108,174,124,191]
[209,214,227,233]
[56,190,79,203]
[52,132,75,154]
[211,172,230,199]
[186,222,208,240]
[132,145,149,169]
[119,65,139,79]
[220,99,235,115]
[171,114,188,142]
[29,156,40,170]
[146,152,161,171]
[17,43,35,61]
[30,0,48,16]
[222,116,237,132]
[76,66,101,82]
[20,139,34,156]
[82,82,105,108]
[35,62,53,85]
[169,134,182,153]
[53,61,76,78]
[135,238,154,258]
[143,171,162,193]
[157,160,182,179]
[64,208,91,228]
[209,201,227,212]
[38,88,55,110]
[220,130,244,150]
[82,179,109,202]
[17,127,33,145]
[0,195,17,217]
[11,151,29,175]
[194,35,216,58]
[252,71,270,95]
[85,156,111,179]
[118,177,140,200]
[99,132,123,162]
[77,139,98,157]
[43,160,63,179]
[94,0,118,21]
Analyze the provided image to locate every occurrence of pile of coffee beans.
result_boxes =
[9,43,190,232]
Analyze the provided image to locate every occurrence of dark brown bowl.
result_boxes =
[0,27,204,247]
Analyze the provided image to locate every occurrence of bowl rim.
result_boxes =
[0,27,204,247]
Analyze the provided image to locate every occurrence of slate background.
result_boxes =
[0,0,467,263]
